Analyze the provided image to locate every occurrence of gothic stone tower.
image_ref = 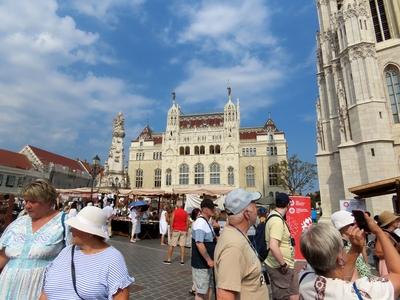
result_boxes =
[315,0,400,215]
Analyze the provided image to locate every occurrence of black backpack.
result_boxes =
[253,214,282,261]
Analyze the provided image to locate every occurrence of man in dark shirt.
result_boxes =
[191,198,217,300]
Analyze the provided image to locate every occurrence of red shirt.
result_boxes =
[172,208,188,231]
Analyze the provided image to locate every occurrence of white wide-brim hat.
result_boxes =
[331,210,354,231]
[66,206,108,239]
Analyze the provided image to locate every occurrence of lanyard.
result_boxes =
[231,225,262,261]
[231,225,266,287]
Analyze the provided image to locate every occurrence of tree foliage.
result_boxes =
[276,154,317,195]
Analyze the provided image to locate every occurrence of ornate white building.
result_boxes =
[128,89,288,202]
[315,0,400,215]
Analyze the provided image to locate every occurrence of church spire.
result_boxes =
[227,85,232,102]
[172,91,176,105]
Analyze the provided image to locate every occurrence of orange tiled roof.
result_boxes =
[0,149,32,170]
[28,145,86,172]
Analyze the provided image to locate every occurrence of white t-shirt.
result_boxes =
[103,206,114,219]
[129,209,138,224]
[68,208,77,218]
[299,272,394,299]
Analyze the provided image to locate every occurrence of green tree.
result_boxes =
[277,154,317,195]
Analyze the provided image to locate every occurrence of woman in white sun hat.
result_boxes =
[39,206,134,300]
[331,210,372,280]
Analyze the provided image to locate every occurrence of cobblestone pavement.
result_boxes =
[109,236,194,300]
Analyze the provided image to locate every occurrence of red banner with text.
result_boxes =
[285,196,312,260]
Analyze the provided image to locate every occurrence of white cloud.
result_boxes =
[176,58,283,106]
[173,0,286,111]
[178,0,276,56]
[68,0,146,23]
[0,0,154,153]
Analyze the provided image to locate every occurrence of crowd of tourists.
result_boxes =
[162,190,400,300]
[2,179,400,299]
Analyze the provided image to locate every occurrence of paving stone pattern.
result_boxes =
[110,237,195,300]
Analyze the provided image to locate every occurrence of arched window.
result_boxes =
[179,164,189,185]
[195,146,199,155]
[209,145,215,154]
[194,163,204,185]
[179,147,184,155]
[200,145,205,154]
[385,65,400,123]
[246,166,255,187]
[369,0,391,42]
[165,168,172,186]
[154,168,161,188]
[185,146,190,155]
[269,191,274,201]
[215,145,221,154]
[210,163,220,184]
[227,166,234,186]
[269,165,279,186]
[135,169,143,188]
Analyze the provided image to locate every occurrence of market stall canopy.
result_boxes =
[57,187,94,195]
[120,189,166,196]
[173,186,234,196]
[185,194,225,211]
[57,187,96,199]
[348,176,400,198]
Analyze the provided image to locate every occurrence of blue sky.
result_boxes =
[0,0,318,179]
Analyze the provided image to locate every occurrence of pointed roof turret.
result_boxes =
[264,115,278,133]
[136,125,153,141]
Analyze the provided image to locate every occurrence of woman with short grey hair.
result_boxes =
[301,223,343,276]
[299,214,400,299]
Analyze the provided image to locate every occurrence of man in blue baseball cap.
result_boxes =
[214,188,268,299]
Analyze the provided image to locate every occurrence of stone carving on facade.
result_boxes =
[317,73,325,86]
[113,112,125,138]
[338,0,369,21]
[349,44,376,61]
[316,0,329,7]
[336,79,352,142]
[325,66,333,75]
[316,98,325,151]
[316,121,323,148]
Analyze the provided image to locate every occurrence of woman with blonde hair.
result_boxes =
[0,179,67,300]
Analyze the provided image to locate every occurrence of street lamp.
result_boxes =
[90,155,101,203]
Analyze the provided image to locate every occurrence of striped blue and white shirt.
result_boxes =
[43,245,134,300]
[191,216,216,269]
